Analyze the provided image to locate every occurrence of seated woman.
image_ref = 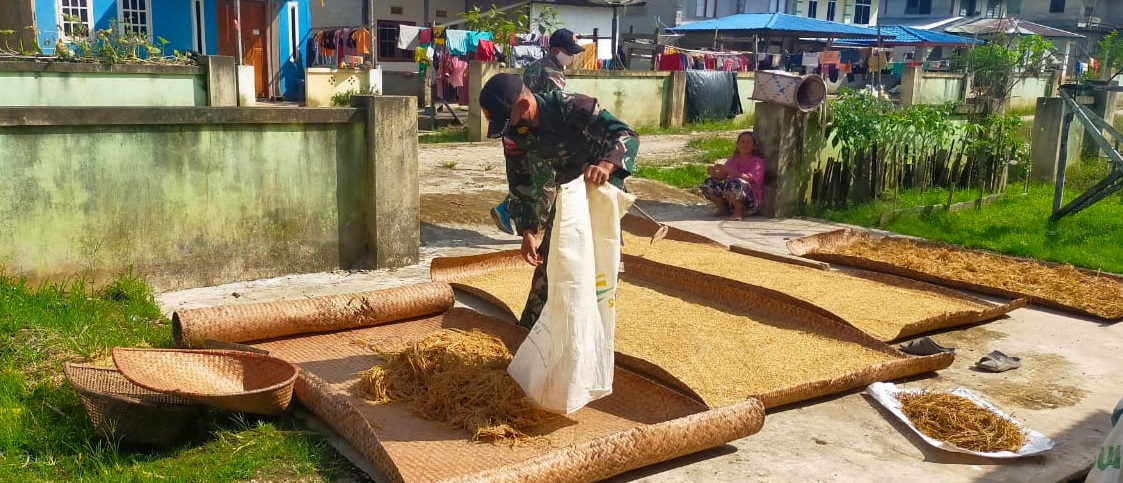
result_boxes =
[700,130,765,221]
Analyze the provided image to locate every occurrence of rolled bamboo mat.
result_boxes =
[787,229,1123,321]
[621,230,1023,342]
[173,282,455,347]
[432,251,954,410]
[249,307,765,483]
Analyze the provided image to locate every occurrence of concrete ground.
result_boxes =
[158,199,1121,483]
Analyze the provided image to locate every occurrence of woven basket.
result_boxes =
[63,363,201,446]
[112,348,299,416]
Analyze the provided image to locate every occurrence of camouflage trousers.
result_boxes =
[518,212,554,329]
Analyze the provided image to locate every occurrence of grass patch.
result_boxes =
[0,273,360,482]
[807,156,1123,273]
[635,116,753,136]
[634,163,710,189]
[420,127,469,144]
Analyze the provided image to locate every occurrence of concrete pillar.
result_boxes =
[201,56,237,107]
[350,95,420,268]
[1081,79,1119,157]
[467,61,502,142]
[664,71,687,128]
[1030,97,1064,183]
[754,101,812,218]
[899,65,922,107]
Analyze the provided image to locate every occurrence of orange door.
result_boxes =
[217,0,270,98]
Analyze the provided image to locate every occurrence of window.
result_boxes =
[826,0,837,21]
[984,0,1002,17]
[696,0,717,18]
[118,0,150,36]
[436,9,447,18]
[1050,0,1065,14]
[191,0,206,52]
[377,20,415,61]
[959,0,977,16]
[904,0,931,15]
[287,1,299,63]
[853,0,871,24]
[1007,0,1020,15]
[58,0,92,38]
[390,6,403,15]
[807,0,818,18]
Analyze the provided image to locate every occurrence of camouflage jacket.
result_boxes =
[502,91,640,235]
[522,54,567,94]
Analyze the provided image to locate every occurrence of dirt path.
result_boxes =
[418,133,722,231]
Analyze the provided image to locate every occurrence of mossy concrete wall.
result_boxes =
[0,98,418,291]
[0,57,239,107]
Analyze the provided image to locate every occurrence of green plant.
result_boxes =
[47,16,192,65]
[1096,30,1123,82]
[482,162,497,171]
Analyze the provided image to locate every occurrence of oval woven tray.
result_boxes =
[112,348,299,416]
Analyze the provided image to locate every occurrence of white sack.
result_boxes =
[507,178,635,414]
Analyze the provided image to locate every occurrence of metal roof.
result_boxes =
[945,18,1085,38]
[668,13,885,39]
[834,25,981,47]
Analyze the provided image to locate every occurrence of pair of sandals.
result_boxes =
[897,336,1021,372]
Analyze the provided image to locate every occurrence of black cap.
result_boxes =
[480,73,526,139]
[549,28,585,55]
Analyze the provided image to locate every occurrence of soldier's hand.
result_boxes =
[584,161,615,185]
[521,231,542,266]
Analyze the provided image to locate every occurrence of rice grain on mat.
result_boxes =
[452,267,535,320]
[355,329,561,444]
[814,237,1123,319]
[898,391,1026,453]
[615,279,896,408]
[622,233,987,341]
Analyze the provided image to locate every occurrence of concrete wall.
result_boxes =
[915,72,965,105]
[902,70,1052,111]
[0,58,240,107]
[0,97,419,291]
[565,71,674,129]
[1010,75,1053,111]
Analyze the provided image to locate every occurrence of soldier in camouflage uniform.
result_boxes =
[480,73,639,329]
[490,29,586,235]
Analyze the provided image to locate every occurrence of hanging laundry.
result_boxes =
[839,49,859,65]
[352,28,371,55]
[819,50,840,65]
[466,31,493,53]
[801,52,820,67]
[446,56,468,88]
[445,29,470,56]
[419,28,432,45]
[476,39,496,61]
[398,25,422,51]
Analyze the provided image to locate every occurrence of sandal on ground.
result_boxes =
[976,350,1021,372]
[898,336,956,356]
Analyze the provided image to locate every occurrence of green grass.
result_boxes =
[635,116,753,136]
[633,134,738,189]
[0,273,360,482]
[809,157,1123,273]
[804,187,983,226]
[419,127,469,144]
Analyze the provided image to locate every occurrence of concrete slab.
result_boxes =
[156,215,1120,483]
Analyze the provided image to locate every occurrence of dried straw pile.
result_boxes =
[816,237,1123,319]
[899,391,1026,453]
[622,232,987,340]
[356,328,561,443]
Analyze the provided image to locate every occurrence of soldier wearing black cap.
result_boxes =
[480,73,639,329]
[490,28,586,235]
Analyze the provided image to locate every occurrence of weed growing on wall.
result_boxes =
[2,16,196,65]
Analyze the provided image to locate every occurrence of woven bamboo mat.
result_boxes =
[621,214,1024,341]
[173,286,765,482]
[787,229,1123,321]
[430,251,953,409]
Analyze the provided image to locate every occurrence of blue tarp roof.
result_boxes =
[668,13,885,39]
[834,25,980,46]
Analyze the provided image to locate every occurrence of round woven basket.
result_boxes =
[112,348,299,416]
[64,363,201,446]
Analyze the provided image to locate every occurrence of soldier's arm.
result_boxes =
[568,95,639,178]
[503,137,545,235]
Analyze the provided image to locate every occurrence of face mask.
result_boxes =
[556,52,574,67]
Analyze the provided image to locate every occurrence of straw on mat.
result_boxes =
[430,251,953,409]
[236,308,765,482]
[787,229,1123,321]
[172,284,766,482]
[112,348,299,416]
[619,214,1025,341]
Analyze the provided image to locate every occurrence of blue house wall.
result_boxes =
[32,0,310,101]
